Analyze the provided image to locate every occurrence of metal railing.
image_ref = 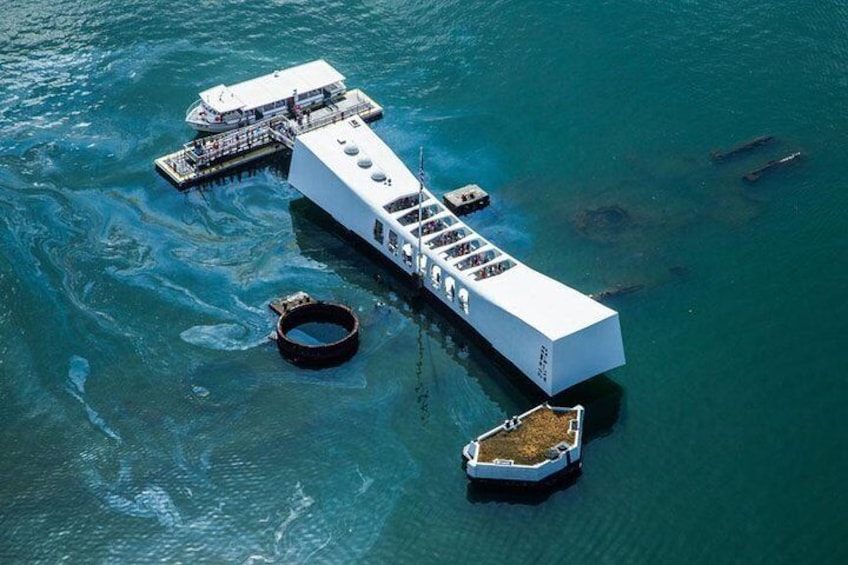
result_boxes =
[181,98,375,170]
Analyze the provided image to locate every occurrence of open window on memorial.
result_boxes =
[398,203,442,226]
[373,219,385,244]
[443,238,482,260]
[427,227,467,250]
[412,217,456,239]
[388,230,399,254]
[458,288,470,314]
[430,265,442,289]
[445,277,456,301]
[383,193,427,214]
[457,249,502,272]
[401,242,414,267]
[473,259,516,281]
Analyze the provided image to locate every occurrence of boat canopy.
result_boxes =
[200,85,243,114]
[199,59,345,114]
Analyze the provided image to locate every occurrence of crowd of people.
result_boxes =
[447,241,475,258]
[385,195,423,214]
[475,262,510,280]
[462,253,489,269]
[428,229,464,249]
[189,125,268,168]
[418,219,445,236]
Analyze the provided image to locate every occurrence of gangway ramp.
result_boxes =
[155,89,382,189]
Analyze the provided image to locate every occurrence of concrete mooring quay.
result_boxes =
[155,89,382,189]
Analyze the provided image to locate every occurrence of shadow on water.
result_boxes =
[464,469,583,506]
[289,198,544,405]
[288,196,624,440]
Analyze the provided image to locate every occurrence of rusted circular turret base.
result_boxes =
[272,293,360,367]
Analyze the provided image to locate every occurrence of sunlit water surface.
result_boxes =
[1,1,846,563]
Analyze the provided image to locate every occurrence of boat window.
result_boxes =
[457,249,502,272]
[373,220,384,244]
[383,193,428,214]
[458,288,470,314]
[427,228,467,249]
[445,277,456,301]
[411,217,456,239]
[430,265,442,290]
[296,88,321,102]
[473,259,515,281]
[388,230,399,254]
[325,81,345,95]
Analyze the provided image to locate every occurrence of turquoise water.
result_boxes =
[2,1,847,562]
[285,322,350,346]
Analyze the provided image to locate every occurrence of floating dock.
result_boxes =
[744,151,803,183]
[155,89,382,189]
[443,184,490,216]
[711,135,774,162]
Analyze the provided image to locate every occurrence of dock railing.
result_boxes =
[156,90,380,188]
[182,97,375,170]
[289,99,375,135]
[184,116,288,169]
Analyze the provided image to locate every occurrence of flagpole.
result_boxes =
[417,147,424,286]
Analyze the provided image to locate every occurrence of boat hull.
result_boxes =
[186,120,244,134]
[462,457,582,489]
[185,108,287,134]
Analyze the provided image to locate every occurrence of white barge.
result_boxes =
[185,59,346,133]
[462,404,584,486]
[287,117,625,396]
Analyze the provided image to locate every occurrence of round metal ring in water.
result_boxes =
[275,301,360,367]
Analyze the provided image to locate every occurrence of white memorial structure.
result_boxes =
[287,117,625,395]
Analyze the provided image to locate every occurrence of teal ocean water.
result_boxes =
[2,1,847,562]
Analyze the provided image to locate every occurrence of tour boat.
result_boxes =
[185,59,346,133]
[462,404,584,486]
